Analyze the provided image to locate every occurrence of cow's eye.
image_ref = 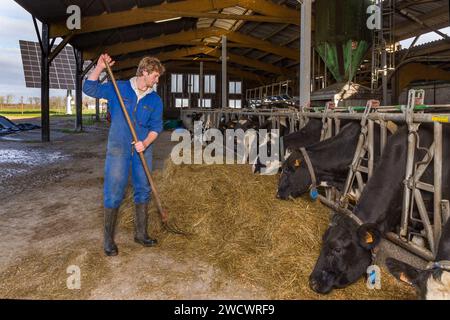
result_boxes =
[333,247,342,254]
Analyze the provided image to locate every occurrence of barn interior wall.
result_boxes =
[158,69,248,119]
[398,82,450,105]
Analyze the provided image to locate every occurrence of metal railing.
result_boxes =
[245,80,295,108]
[180,89,450,261]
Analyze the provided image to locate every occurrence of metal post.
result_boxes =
[95,98,100,121]
[40,22,50,142]
[380,120,387,155]
[299,0,312,107]
[200,61,204,108]
[222,35,227,109]
[368,120,374,177]
[74,48,83,131]
[312,47,315,92]
[324,45,328,88]
[434,122,443,251]
[382,47,388,104]
[400,130,417,237]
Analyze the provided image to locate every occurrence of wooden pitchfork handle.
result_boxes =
[103,58,169,223]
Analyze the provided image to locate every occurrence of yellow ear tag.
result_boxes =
[365,232,374,244]
[295,159,302,167]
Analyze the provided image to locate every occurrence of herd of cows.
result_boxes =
[195,112,450,299]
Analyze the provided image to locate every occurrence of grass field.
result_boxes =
[0,106,101,120]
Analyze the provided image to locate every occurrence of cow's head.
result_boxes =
[277,151,311,200]
[309,214,381,294]
[386,258,450,300]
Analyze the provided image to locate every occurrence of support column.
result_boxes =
[40,22,50,142]
[95,98,100,121]
[300,0,312,107]
[222,35,227,109]
[74,48,83,131]
[382,45,388,104]
[200,61,204,108]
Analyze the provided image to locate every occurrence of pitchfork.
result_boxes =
[103,57,190,236]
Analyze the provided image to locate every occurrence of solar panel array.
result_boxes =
[19,40,91,90]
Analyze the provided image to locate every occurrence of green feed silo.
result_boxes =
[315,0,372,82]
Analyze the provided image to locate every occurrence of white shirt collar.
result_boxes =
[130,76,155,102]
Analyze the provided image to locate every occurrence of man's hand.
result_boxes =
[97,53,115,71]
[134,141,147,153]
[88,53,115,81]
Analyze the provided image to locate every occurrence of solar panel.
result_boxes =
[19,40,92,90]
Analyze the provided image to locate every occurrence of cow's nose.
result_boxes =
[309,278,319,292]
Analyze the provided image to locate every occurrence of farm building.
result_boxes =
[1,0,450,302]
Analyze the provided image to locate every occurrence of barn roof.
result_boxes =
[13,0,450,81]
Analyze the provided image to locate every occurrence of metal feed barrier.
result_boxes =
[179,89,450,261]
[246,80,296,108]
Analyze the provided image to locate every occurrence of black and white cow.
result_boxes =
[253,118,323,174]
[386,218,450,300]
[277,121,372,199]
[309,123,450,294]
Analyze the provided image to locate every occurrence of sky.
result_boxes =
[0,0,66,101]
[0,0,449,102]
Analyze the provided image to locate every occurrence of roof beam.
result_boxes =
[239,0,299,21]
[226,32,299,61]
[399,40,450,57]
[51,0,238,37]
[85,27,227,60]
[116,60,266,83]
[201,46,293,76]
[112,45,291,76]
[395,8,450,41]
[50,0,299,38]
[113,46,211,71]
[85,27,299,62]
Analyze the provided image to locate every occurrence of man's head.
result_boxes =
[136,56,165,88]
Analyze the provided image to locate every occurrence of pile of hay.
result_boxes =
[0,240,109,299]
[119,160,415,300]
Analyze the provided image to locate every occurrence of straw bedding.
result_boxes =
[0,160,415,299]
[120,160,415,299]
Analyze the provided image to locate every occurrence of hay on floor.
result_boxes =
[119,160,415,300]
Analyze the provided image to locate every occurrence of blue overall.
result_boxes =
[83,79,163,209]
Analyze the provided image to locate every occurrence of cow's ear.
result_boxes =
[385,257,425,289]
[357,223,381,250]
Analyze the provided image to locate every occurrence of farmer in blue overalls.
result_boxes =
[83,54,165,256]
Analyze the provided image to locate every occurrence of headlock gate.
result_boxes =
[180,89,450,261]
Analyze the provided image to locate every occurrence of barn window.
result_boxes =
[171,74,183,93]
[229,81,242,94]
[175,98,189,108]
[198,98,212,108]
[229,99,241,109]
[204,75,216,93]
[188,74,199,93]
